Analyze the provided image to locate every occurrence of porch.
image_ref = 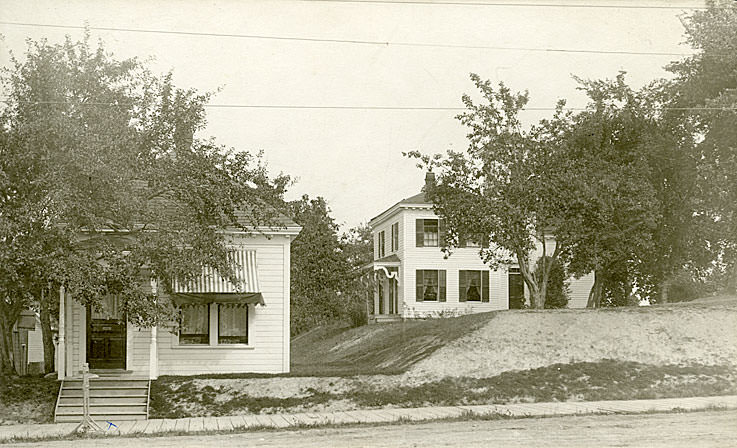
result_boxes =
[367,255,402,324]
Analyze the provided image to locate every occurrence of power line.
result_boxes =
[298,0,714,10]
[0,21,693,56]
[1,99,735,112]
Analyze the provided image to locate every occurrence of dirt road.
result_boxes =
[15,411,737,447]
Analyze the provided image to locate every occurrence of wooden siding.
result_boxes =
[156,235,289,375]
[63,233,292,377]
[400,209,507,317]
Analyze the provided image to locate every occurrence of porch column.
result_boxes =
[57,285,65,380]
[149,279,159,379]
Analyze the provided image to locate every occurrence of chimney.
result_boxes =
[423,171,436,192]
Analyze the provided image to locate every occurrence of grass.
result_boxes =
[0,375,59,425]
[290,311,495,376]
[148,360,737,419]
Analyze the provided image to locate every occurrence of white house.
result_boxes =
[53,210,301,422]
[368,173,594,321]
[56,214,301,380]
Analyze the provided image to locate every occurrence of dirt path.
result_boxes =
[15,411,737,447]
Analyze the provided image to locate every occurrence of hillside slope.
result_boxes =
[405,299,737,382]
[292,296,737,380]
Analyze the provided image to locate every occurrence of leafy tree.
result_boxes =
[0,34,288,375]
[665,0,737,294]
[409,74,574,309]
[558,74,660,307]
[288,196,350,334]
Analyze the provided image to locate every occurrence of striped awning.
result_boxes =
[172,250,264,306]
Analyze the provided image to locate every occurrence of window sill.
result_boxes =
[171,344,255,350]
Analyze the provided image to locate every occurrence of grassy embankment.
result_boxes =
[149,296,737,418]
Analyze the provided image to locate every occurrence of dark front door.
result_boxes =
[87,296,126,370]
[508,268,525,309]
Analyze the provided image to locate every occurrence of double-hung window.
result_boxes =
[179,303,249,345]
[179,304,210,345]
[391,222,399,252]
[218,304,248,344]
[459,270,490,302]
[416,219,445,247]
[377,231,386,258]
[415,270,446,302]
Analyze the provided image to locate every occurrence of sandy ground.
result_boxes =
[404,304,737,382]
[177,302,737,416]
[13,411,737,448]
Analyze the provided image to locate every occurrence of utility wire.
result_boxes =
[0,21,693,56]
[297,0,715,10]
[1,99,735,111]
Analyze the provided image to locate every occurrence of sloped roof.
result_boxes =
[369,189,432,225]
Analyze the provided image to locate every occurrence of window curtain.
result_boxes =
[180,304,209,344]
[218,303,248,344]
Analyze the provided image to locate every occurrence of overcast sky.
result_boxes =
[0,0,704,229]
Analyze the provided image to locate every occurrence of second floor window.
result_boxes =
[391,222,399,252]
[416,219,445,247]
[378,231,386,258]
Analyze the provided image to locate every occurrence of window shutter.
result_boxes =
[416,219,424,247]
[439,219,447,247]
[439,270,446,302]
[415,270,424,302]
[459,270,467,302]
[482,271,490,302]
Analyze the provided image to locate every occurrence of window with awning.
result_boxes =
[174,250,259,346]
[172,250,264,306]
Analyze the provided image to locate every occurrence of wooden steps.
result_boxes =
[54,377,150,423]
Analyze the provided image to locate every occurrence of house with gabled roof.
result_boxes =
[367,173,594,322]
[53,205,301,422]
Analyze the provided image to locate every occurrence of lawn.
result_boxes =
[0,375,59,425]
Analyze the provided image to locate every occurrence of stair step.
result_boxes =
[58,396,148,405]
[61,388,148,397]
[55,378,151,423]
[56,405,147,414]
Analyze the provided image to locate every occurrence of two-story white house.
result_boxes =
[368,173,594,321]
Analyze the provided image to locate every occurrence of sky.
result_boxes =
[0,0,704,229]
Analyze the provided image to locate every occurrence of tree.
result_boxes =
[288,195,350,334]
[558,74,661,307]
[409,74,574,309]
[665,0,737,294]
[535,256,569,309]
[0,33,289,376]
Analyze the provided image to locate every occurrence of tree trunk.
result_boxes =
[659,277,671,304]
[39,289,55,374]
[729,262,737,294]
[586,270,603,308]
[0,305,21,378]
[624,278,637,307]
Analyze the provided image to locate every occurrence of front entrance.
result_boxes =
[87,295,126,370]
[508,267,525,309]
